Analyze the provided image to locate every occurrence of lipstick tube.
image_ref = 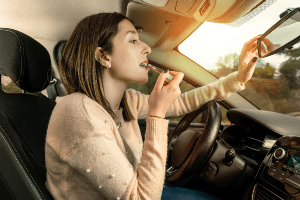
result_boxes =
[142,63,174,85]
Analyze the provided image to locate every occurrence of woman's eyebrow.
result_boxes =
[126,30,138,35]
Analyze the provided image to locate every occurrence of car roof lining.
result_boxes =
[0,0,266,42]
[0,0,126,42]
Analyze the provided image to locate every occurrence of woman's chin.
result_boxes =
[140,79,148,84]
[134,78,148,85]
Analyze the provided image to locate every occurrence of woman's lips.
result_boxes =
[140,63,149,71]
[140,63,148,68]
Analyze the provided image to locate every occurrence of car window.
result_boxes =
[179,0,300,118]
[1,75,22,93]
[127,66,231,124]
[1,75,43,94]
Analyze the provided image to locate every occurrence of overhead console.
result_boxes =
[129,0,265,23]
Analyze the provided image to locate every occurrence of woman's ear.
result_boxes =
[94,47,111,66]
[95,47,103,62]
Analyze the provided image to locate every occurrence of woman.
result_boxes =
[45,12,260,200]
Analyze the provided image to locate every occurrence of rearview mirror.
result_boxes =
[257,7,300,58]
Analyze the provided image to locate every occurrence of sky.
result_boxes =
[178,0,300,72]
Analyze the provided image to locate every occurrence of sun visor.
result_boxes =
[192,0,264,23]
[127,1,178,48]
[205,0,263,23]
[130,0,265,24]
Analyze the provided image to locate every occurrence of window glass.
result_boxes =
[179,0,300,117]
[127,66,231,124]
[1,75,22,93]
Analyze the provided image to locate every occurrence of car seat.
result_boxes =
[0,28,56,200]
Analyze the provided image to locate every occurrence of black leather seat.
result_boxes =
[0,28,56,200]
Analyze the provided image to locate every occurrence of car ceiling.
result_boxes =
[0,0,126,42]
[0,0,263,50]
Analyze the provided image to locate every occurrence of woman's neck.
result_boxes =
[102,71,129,111]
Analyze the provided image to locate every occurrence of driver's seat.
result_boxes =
[0,28,56,200]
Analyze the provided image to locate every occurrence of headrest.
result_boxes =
[53,40,67,72]
[0,28,52,92]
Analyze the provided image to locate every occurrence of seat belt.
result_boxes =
[46,41,66,102]
[46,75,58,102]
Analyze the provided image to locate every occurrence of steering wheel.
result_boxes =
[165,100,221,187]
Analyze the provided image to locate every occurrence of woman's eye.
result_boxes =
[130,40,137,44]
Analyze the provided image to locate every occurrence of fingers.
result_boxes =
[247,57,258,70]
[252,40,269,56]
[244,35,262,47]
[168,71,184,86]
[238,57,258,84]
[153,70,184,91]
[261,37,273,46]
[246,57,258,77]
[168,71,182,76]
[259,42,268,56]
[250,38,271,56]
[252,48,259,57]
[153,71,171,91]
[241,37,261,56]
[249,41,258,51]
[261,37,276,51]
[250,41,259,54]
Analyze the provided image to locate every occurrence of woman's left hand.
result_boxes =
[237,35,261,84]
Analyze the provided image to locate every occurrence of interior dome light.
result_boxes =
[143,0,169,7]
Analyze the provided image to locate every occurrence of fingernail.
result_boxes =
[257,34,262,36]
[164,69,169,73]
[252,57,257,62]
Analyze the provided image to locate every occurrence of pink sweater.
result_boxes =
[45,72,244,200]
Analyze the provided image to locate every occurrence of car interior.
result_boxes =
[0,0,300,199]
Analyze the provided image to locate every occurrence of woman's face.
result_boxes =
[107,19,151,84]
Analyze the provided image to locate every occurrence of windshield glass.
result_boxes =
[179,0,300,116]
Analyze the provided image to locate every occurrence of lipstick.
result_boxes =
[140,63,174,84]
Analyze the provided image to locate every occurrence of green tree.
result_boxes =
[213,53,267,78]
[252,58,267,78]
[278,84,295,98]
[279,60,300,89]
[278,46,300,89]
[212,53,239,77]
[278,46,300,58]
[253,67,264,77]
[263,63,275,78]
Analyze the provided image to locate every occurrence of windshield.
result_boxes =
[179,0,300,116]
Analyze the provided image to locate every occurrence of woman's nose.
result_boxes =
[142,42,151,55]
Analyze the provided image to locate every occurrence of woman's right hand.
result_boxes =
[148,71,184,118]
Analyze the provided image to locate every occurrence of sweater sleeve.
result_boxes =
[128,71,245,119]
[62,100,169,199]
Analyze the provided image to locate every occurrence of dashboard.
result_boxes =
[158,108,300,199]
[249,136,300,200]
[225,109,300,199]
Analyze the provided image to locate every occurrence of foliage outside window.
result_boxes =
[1,75,43,94]
[208,45,300,115]
[1,75,22,93]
